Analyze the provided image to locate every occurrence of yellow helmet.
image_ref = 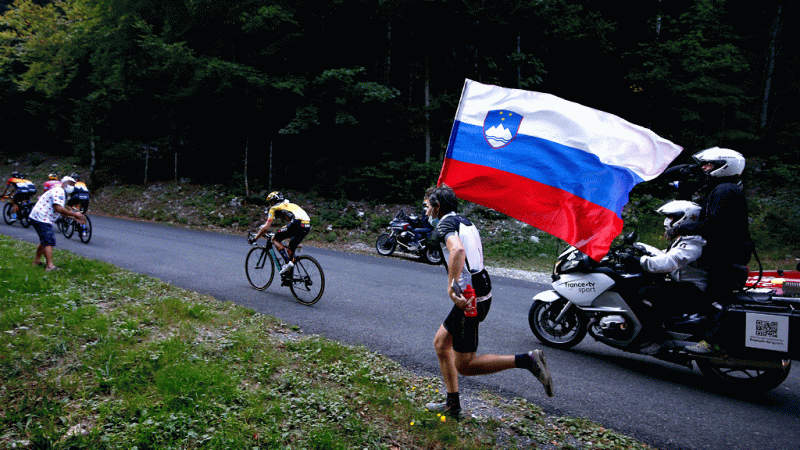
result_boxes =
[267,191,284,206]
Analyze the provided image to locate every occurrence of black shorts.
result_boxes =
[443,298,492,353]
[67,197,89,213]
[31,220,56,247]
[13,192,33,204]
[274,220,310,254]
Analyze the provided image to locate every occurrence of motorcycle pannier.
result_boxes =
[716,304,800,360]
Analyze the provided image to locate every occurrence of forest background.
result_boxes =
[1,0,800,260]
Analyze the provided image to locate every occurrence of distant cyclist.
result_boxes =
[43,174,62,192]
[1,172,37,217]
[66,174,90,213]
[248,191,311,281]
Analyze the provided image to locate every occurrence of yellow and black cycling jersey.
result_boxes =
[268,201,311,225]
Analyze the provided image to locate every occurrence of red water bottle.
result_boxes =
[463,284,477,317]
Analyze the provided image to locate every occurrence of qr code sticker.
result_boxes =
[755,319,779,338]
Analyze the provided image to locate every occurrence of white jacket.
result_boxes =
[639,235,708,290]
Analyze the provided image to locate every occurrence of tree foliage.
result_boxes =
[1,0,798,200]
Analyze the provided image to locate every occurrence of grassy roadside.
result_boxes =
[0,236,655,449]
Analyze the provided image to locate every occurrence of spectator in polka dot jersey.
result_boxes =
[28,176,86,272]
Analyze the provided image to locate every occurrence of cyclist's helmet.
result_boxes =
[11,171,21,179]
[693,147,745,178]
[657,200,701,234]
[48,173,58,180]
[267,191,284,206]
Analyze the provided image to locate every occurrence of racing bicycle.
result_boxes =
[245,233,325,305]
[57,214,93,244]
[2,196,33,228]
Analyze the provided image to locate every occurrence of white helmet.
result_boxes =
[693,147,745,178]
[657,200,701,233]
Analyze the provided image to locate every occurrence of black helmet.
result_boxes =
[11,171,21,178]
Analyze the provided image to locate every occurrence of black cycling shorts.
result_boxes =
[443,298,491,354]
[275,220,311,254]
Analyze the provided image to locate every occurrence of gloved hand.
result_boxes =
[620,254,642,272]
[679,163,703,177]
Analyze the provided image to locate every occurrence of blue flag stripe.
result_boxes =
[449,122,642,217]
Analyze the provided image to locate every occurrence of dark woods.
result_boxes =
[1,0,797,204]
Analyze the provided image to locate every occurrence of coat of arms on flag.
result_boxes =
[483,110,524,148]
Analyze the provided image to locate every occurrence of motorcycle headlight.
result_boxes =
[555,250,593,275]
[560,259,582,272]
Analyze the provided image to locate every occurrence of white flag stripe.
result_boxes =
[455,80,683,181]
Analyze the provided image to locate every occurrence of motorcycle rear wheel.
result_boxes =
[696,358,791,394]
[528,299,588,349]
[375,233,396,256]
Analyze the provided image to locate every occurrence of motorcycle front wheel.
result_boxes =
[528,299,588,349]
[696,358,791,394]
[375,233,396,256]
[423,245,443,265]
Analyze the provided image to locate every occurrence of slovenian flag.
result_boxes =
[438,79,683,261]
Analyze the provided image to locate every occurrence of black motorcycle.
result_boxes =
[376,211,443,265]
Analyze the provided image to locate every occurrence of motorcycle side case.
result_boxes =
[716,303,800,360]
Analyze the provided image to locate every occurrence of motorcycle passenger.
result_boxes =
[667,148,752,355]
[248,191,311,283]
[2,172,37,217]
[622,201,707,354]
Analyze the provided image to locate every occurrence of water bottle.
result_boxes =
[463,284,477,317]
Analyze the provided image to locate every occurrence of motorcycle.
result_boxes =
[528,233,798,393]
[375,211,443,265]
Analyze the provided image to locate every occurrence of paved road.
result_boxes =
[2,215,798,450]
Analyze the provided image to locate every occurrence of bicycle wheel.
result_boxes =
[78,216,92,244]
[289,255,325,305]
[62,218,75,239]
[57,218,69,236]
[2,203,14,225]
[246,246,276,290]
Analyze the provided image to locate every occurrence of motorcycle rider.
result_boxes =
[622,200,707,354]
[410,204,434,251]
[666,148,753,355]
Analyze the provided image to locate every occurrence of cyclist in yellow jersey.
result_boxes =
[249,191,312,281]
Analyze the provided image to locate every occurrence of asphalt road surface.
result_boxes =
[2,215,798,450]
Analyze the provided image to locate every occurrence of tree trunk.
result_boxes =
[244,138,250,196]
[424,55,431,163]
[269,140,273,192]
[761,4,782,129]
[89,127,96,187]
[143,147,149,185]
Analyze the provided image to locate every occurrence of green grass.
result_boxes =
[0,235,655,449]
